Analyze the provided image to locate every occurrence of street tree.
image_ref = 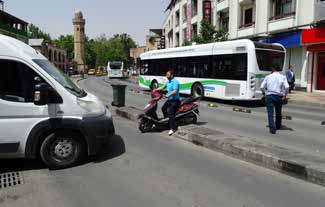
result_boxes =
[54,35,74,60]
[184,20,228,46]
[28,24,52,43]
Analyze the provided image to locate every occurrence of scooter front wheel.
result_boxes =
[138,118,153,133]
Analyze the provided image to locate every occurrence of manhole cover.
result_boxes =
[0,172,24,189]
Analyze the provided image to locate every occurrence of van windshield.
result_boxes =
[33,59,86,97]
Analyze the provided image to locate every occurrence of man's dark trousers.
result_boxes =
[162,100,181,130]
[266,95,283,130]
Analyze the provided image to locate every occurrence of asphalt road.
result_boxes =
[1,117,324,207]
[84,77,325,158]
[0,77,324,207]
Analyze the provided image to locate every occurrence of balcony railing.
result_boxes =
[0,22,28,37]
[239,22,255,29]
[269,12,296,21]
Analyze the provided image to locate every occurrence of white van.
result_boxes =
[0,35,115,169]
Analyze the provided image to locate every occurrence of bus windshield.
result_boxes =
[254,42,285,72]
[256,50,285,71]
[109,62,122,70]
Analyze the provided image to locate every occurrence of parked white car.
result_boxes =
[0,35,115,169]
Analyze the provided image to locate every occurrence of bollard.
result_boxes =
[111,83,127,107]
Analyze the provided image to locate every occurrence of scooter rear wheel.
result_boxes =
[139,118,153,133]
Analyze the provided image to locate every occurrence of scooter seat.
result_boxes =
[180,96,199,105]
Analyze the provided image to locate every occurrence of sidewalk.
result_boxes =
[288,91,325,108]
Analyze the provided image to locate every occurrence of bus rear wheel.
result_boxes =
[191,83,204,99]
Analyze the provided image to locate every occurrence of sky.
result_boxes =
[4,0,170,45]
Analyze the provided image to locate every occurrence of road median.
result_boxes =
[114,105,325,187]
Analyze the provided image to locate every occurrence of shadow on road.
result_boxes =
[91,134,126,163]
[0,158,46,174]
[0,135,126,173]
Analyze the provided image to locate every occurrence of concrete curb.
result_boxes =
[115,106,325,187]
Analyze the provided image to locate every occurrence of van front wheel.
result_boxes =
[40,131,86,169]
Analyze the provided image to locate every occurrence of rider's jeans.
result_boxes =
[162,100,180,130]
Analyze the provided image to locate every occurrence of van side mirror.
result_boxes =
[34,77,49,106]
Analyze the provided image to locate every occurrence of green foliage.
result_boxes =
[52,33,136,68]
[89,33,136,68]
[182,40,193,46]
[185,20,228,46]
[54,35,74,60]
[85,38,97,68]
[28,24,52,44]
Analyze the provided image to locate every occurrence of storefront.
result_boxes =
[302,27,325,92]
[257,31,308,88]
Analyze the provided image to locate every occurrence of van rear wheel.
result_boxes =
[40,131,86,169]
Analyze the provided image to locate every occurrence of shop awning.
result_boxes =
[302,27,325,45]
[257,31,301,48]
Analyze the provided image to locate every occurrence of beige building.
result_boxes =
[163,0,325,92]
[73,10,86,73]
[130,29,164,68]
[29,39,67,71]
[0,1,28,42]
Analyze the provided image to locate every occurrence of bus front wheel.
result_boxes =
[191,83,204,99]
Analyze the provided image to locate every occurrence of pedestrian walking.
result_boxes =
[261,64,289,134]
[286,65,295,93]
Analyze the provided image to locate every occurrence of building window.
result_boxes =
[269,0,296,21]
[175,32,180,47]
[175,10,180,27]
[219,11,229,32]
[239,5,255,29]
[192,0,198,17]
[49,49,52,61]
[183,28,187,42]
[54,51,57,62]
[182,4,187,23]
[191,23,198,37]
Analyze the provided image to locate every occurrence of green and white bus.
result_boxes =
[139,39,286,100]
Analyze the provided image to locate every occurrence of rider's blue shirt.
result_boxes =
[164,78,180,101]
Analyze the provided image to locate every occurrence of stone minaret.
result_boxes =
[73,10,86,73]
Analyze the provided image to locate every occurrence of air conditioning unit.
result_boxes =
[315,0,325,23]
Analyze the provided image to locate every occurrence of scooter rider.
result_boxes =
[154,70,180,136]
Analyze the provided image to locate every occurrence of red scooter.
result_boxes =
[138,91,200,133]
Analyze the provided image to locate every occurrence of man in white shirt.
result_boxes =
[260,64,289,134]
